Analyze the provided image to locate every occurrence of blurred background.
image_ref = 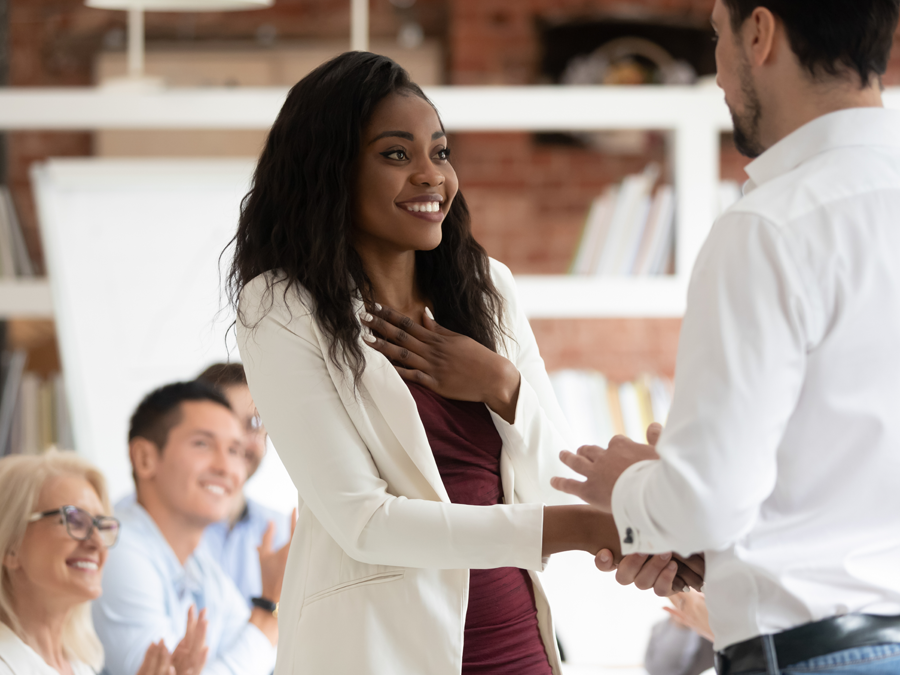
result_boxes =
[4,0,900,672]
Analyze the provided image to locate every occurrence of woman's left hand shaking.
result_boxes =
[361,304,521,423]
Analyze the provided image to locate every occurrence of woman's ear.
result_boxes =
[130,437,161,482]
[3,549,21,571]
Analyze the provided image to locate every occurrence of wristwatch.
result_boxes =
[251,596,278,618]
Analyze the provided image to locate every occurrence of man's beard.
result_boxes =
[730,56,765,159]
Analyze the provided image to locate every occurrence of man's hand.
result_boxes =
[136,640,175,675]
[595,550,705,595]
[551,433,660,512]
[258,509,297,603]
[171,606,208,675]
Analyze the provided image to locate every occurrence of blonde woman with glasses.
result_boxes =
[0,451,203,675]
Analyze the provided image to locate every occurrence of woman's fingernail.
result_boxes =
[425,306,434,320]
[374,303,382,311]
[668,561,678,572]
[661,551,672,562]
[600,551,611,563]
[360,312,373,322]
[683,585,690,593]
[363,333,376,344]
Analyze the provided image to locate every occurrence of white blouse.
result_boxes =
[0,623,95,675]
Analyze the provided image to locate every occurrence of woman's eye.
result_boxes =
[435,147,451,161]
[382,149,407,161]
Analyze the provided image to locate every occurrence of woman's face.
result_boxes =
[4,474,109,609]
[353,92,459,258]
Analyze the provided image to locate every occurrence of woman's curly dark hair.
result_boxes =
[227,51,504,384]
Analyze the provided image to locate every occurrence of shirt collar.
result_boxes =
[118,501,206,604]
[744,107,900,193]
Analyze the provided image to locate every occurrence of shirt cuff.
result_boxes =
[242,621,278,673]
[611,459,664,555]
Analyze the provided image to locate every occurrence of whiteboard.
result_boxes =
[32,158,297,512]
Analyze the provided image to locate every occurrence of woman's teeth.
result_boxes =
[405,202,440,213]
[203,484,226,496]
[70,561,98,571]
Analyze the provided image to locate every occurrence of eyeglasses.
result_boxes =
[246,414,265,436]
[28,505,120,548]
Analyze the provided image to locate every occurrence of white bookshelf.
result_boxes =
[3,85,900,319]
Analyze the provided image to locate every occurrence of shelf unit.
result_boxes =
[3,85,900,319]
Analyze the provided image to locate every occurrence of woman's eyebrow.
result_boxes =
[369,130,446,144]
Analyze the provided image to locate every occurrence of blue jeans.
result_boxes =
[738,643,900,674]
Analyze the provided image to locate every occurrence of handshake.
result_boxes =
[548,422,705,597]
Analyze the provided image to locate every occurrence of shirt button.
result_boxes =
[624,527,634,544]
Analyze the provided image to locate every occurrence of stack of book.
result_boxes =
[569,168,744,276]
[550,369,673,447]
[0,340,72,458]
[0,186,35,278]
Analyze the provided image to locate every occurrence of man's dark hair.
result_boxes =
[723,0,900,86]
[197,362,247,390]
[128,380,232,451]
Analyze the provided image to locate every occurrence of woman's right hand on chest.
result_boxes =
[361,304,521,423]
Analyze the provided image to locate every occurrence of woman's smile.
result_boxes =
[396,193,445,222]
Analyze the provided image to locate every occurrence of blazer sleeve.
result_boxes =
[486,259,584,507]
[237,275,545,572]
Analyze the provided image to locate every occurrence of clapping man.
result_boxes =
[554,1,900,673]
[94,381,291,675]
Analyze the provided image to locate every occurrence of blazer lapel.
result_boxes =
[359,346,450,503]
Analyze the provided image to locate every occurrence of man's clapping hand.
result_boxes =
[258,508,298,605]
[171,606,208,675]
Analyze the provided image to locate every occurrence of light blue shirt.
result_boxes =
[201,498,291,608]
[92,500,276,675]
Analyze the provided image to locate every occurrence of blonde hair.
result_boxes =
[0,450,109,671]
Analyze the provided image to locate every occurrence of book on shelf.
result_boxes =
[0,360,72,458]
[549,369,673,448]
[0,186,36,279]
[569,170,745,277]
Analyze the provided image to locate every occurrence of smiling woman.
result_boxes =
[0,451,174,675]
[226,51,691,675]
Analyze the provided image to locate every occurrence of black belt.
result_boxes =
[715,613,900,675]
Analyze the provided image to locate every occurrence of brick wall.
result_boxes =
[8,0,900,381]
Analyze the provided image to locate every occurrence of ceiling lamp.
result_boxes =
[85,0,274,87]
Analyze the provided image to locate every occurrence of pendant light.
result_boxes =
[85,0,274,86]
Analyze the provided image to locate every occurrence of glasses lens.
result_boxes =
[63,507,92,540]
[96,518,120,547]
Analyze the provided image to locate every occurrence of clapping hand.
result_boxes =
[136,640,175,675]
[171,606,208,675]
[665,590,714,642]
[360,304,521,424]
[258,508,298,603]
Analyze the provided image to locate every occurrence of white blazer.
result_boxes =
[237,259,580,675]
[0,624,94,675]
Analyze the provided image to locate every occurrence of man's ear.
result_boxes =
[130,437,161,483]
[746,7,778,68]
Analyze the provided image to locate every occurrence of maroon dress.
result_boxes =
[405,380,554,675]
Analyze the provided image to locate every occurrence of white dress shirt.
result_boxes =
[92,500,276,675]
[612,107,900,650]
[0,623,94,675]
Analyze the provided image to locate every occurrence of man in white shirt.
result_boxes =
[93,381,290,675]
[553,1,900,673]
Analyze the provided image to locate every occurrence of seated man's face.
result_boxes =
[223,384,267,480]
[151,401,247,526]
